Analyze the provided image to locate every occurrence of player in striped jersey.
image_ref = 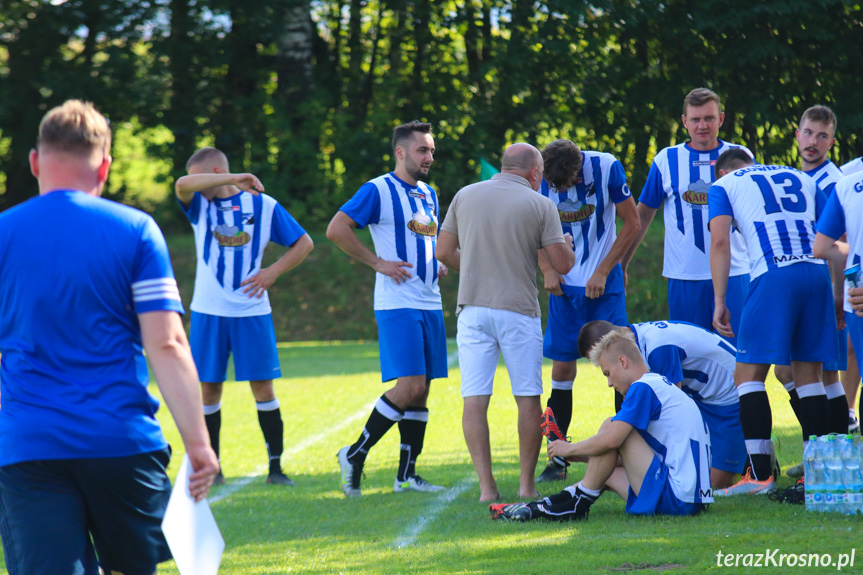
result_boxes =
[535,139,640,482]
[708,149,838,494]
[177,147,314,487]
[777,107,851,466]
[815,168,863,441]
[577,320,745,489]
[328,121,448,496]
[622,88,751,346]
[491,330,712,521]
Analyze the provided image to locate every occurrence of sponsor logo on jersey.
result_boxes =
[692,160,716,167]
[557,198,595,223]
[213,223,251,247]
[407,212,437,236]
[773,253,816,264]
[219,205,242,211]
[409,190,425,199]
[683,180,710,206]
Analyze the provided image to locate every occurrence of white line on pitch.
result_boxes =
[392,476,475,549]
[208,400,375,505]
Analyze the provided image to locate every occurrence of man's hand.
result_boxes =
[187,444,220,502]
[375,259,413,284]
[543,269,565,296]
[564,232,574,250]
[713,302,734,337]
[438,261,449,278]
[851,286,863,317]
[231,173,265,195]
[241,266,280,298]
[547,439,575,461]
[585,269,609,300]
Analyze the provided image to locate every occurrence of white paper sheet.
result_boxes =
[161,454,225,575]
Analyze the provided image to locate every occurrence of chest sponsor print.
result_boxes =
[557,198,596,224]
[407,212,437,236]
[213,223,251,247]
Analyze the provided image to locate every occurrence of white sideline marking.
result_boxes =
[392,476,475,549]
[208,401,375,505]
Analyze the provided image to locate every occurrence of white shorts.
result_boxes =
[456,305,543,397]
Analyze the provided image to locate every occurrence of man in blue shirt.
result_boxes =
[0,100,218,574]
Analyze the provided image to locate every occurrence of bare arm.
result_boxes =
[139,311,219,501]
[175,173,264,205]
[435,230,460,272]
[537,249,564,296]
[585,196,642,299]
[547,419,633,460]
[710,215,733,337]
[542,233,575,276]
[620,203,657,277]
[241,233,314,298]
[813,232,849,263]
[326,210,413,283]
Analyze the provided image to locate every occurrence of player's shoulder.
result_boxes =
[836,170,863,197]
[651,143,682,165]
[582,149,620,165]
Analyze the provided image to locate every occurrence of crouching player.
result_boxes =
[490,330,712,521]
[577,320,747,489]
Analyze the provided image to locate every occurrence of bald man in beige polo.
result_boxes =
[436,143,575,501]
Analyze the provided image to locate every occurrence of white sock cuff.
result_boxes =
[796,382,826,399]
[256,398,280,411]
[783,381,796,393]
[737,381,766,397]
[375,397,404,421]
[576,481,601,498]
[403,408,429,422]
[203,402,222,416]
[850,409,857,417]
[745,438,773,455]
[551,379,574,391]
[824,382,845,399]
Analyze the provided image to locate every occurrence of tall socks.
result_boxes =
[397,407,429,481]
[737,381,773,480]
[257,398,284,474]
[347,395,404,464]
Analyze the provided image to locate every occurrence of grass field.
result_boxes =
[3,342,858,574]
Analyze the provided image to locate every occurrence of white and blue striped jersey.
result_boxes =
[629,321,738,406]
[181,191,307,317]
[340,172,442,311]
[640,141,751,280]
[539,151,632,289]
[804,159,843,198]
[817,171,863,313]
[841,157,863,175]
[613,372,713,505]
[709,164,828,280]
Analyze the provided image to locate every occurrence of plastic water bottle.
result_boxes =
[842,434,863,515]
[804,435,825,512]
[824,435,845,513]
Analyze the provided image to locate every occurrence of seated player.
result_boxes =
[577,320,748,489]
[489,330,712,521]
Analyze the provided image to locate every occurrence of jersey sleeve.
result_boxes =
[612,381,662,430]
[638,162,665,209]
[178,192,203,224]
[608,160,632,204]
[132,217,184,315]
[440,193,460,236]
[708,184,733,221]
[270,203,307,247]
[340,182,381,229]
[540,198,566,247]
[646,345,685,384]
[814,185,829,220]
[816,191,846,240]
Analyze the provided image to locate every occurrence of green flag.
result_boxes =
[479,157,499,181]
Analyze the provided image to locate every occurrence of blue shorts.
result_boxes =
[0,448,172,575]
[692,400,746,474]
[626,455,704,516]
[736,264,839,365]
[375,309,448,382]
[824,325,849,372]
[848,311,863,369]
[544,270,628,362]
[668,274,750,347]
[190,312,281,382]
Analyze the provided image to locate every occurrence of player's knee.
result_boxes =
[201,382,224,404]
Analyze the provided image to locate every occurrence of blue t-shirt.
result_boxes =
[0,190,184,466]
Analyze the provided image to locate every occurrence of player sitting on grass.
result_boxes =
[576,320,750,489]
[489,330,712,521]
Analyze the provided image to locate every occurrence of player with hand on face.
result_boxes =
[176,147,314,487]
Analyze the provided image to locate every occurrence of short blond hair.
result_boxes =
[37,100,111,157]
[588,329,640,367]
[185,147,229,172]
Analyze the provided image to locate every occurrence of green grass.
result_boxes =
[164,217,670,342]
[4,344,857,574]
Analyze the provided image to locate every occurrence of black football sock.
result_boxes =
[784,381,806,441]
[256,399,284,474]
[737,381,773,480]
[547,386,573,437]
[203,403,222,464]
[825,382,849,434]
[348,395,404,464]
[797,382,829,439]
[397,407,428,481]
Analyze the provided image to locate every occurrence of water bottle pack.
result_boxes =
[804,434,863,514]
